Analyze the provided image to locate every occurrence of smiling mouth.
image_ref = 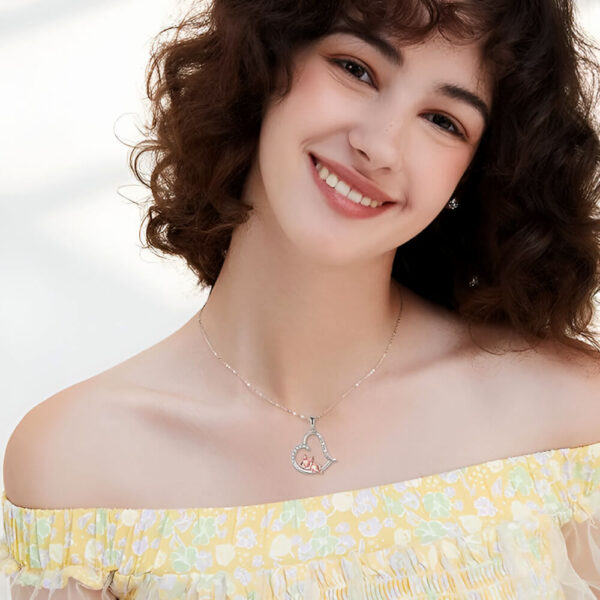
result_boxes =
[309,154,396,207]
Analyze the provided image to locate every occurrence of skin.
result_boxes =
[5,26,600,600]
[4,29,600,513]
[202,31,493,416]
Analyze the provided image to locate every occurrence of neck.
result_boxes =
[198,214,406,418]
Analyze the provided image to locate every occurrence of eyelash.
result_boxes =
[330,57,465,139]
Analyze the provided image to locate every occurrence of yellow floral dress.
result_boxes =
[1,442,600,599]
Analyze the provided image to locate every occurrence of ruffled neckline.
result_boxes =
[4,439,600,514]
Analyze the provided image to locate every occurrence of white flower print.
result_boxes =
[261,509,276,528]
[400,492,420,510]
[474,496,497,517]
[305,511,327,531]
[358,517,383,537]
[488,460,505,473]
[441,471,461,483]
[336,522,350,534]
[132,536,150,556]
[236,527,257,549]
[195,550,213,571]
[173,514,194,533]
[234,566,251,585]
[335,535,356,553]
[271,519,283,532]
[252,555,263,567]
[298,541,317,561]
[352,490,378,516]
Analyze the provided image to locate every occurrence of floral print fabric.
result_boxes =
[1,442,600,598]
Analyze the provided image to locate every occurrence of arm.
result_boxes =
[4,391,119,600]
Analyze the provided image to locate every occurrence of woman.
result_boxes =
[2,0,600,598]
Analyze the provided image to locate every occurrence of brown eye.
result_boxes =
[424,113,464,139]
[331,58,375,87]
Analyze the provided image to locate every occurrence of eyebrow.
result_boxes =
[327,24,491,125]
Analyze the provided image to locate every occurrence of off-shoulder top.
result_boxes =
[1,441,600,599]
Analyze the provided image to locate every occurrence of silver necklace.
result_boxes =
[197,295,403,475]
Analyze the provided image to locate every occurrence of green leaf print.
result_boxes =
[528,536,541,560]
[104,548,121,565]
[423,493,451,518]
[573,462,587,481]
[281,500,306,526]
[542,493,562,514]
[96,509,107,536]
[415,521,446,544]
[191,517,217,545]
[247,592,256,600]
[509,466,533,495]
[383,495,405,516]
[171,545,199,573]
[17,571,42,587]
[27,544,42,569]
[592,468,600,488]
[159,515,175,537]
[313,525,330,539]
[35,517,52,540]
[311,532,338,557]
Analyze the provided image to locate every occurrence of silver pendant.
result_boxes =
[291,417,337,474]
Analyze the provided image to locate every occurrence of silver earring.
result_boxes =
[446,197,459,210]
[468,275,479,288]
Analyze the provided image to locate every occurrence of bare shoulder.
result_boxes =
[3,383,123,596]
[3,375,138,510]
[467,321,600,448]
[526,338,600,446]
[3,314,216,510]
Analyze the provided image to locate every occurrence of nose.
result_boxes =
[348,101,405,173]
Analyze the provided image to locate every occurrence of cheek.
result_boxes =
[409,142,472,206]
[275,62,344,131]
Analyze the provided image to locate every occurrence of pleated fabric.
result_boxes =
[1,441,600,599]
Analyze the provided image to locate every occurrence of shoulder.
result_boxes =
[3,375,141,510]
[527,339,600,447]
[468,325,600,448]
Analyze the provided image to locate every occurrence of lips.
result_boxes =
[308,153,396,219]
[309,153,400,206]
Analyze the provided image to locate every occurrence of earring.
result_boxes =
[468,275,479,288]
[446,197,459,210]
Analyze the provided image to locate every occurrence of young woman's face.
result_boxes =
[247,29,493,265]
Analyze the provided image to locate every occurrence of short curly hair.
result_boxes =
[130,0,600,357]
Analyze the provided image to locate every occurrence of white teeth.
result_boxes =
[314,160,384,208]
[325,173,338,187]
[347,189,362,202]
[335,180,351,196]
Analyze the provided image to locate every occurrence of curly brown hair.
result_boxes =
[130,0,600,357]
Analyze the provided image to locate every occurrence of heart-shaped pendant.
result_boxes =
[291,417,337,474]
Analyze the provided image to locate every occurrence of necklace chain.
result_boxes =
[197,294,403,425]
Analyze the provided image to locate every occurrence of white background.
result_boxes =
[1,0,599,497]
